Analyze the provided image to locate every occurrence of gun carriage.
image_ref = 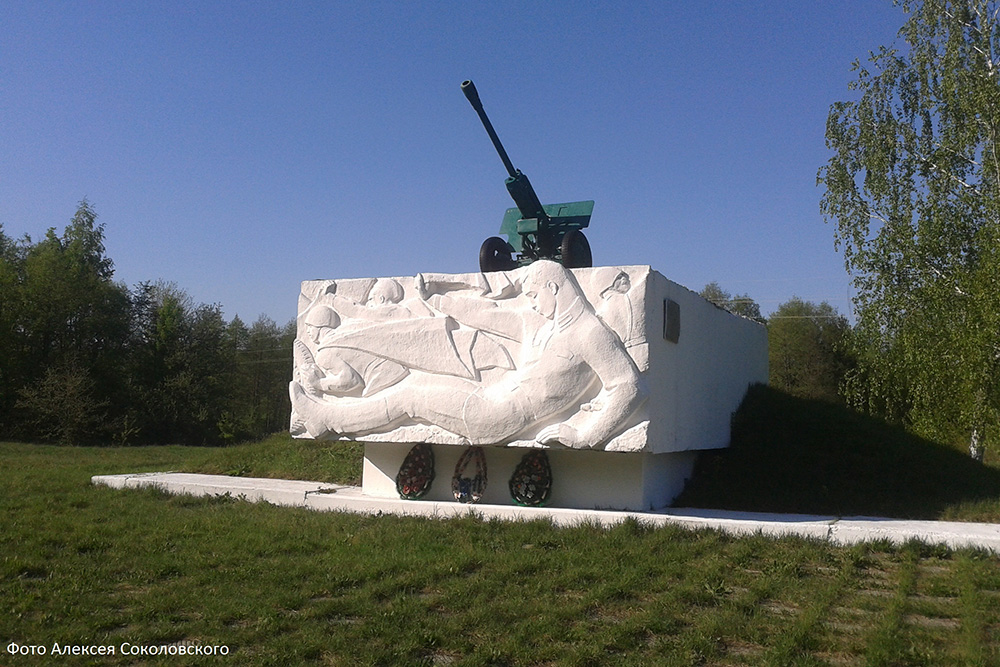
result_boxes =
[462,80,594,272]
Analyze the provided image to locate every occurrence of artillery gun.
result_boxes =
[462,80,594,272]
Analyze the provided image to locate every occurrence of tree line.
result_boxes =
[0,201,294,445]
[0,197,986,462]
[6,0,997,460]
[0,200,857,447]
[699,283,854,406]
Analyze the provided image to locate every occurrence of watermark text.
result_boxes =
[7,641,230,657]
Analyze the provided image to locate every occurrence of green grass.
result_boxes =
[179,432,364,486]
[5,391,1000,664]
[2,441,1000,665]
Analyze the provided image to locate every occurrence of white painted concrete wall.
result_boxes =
[292,264,767,455]
[293,264,766,510]
[363,442,698,511]
[640,269,769,453]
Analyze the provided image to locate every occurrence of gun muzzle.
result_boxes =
[461,79,517,179]
[461,80,482,112]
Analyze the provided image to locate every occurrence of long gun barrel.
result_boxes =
[461,80,516,179]
[461,80,548,223]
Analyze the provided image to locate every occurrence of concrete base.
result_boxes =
[362,443,698,511]
[92,472,1000,553]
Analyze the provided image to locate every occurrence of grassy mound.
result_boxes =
[675,385,1000,521]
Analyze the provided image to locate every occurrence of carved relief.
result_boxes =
[591,267,648,371]
[289,260,649,450]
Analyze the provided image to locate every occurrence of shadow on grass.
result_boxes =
[674,384,1000,521]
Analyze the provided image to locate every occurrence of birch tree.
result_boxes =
[819,0,1000,458]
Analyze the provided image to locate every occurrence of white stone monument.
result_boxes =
[289,261,767,511]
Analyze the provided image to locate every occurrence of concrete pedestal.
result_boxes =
[289,262,767,511]
[363,442,698,511]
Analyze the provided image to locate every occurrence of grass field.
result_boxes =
[4,387,1000,665]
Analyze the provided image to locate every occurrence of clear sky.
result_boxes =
[2,1,909,325]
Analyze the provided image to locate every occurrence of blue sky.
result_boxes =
[2,1,909,325]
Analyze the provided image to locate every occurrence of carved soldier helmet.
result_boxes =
[367,278,404,305]
[304,305,340,329]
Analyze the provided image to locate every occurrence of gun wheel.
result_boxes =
[560,230,592,269]
[480,237,517,272]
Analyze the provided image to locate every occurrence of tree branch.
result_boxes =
[923,260,971,297]
[921,157,984,195]
[990,121,1000,197]
[942,4,999,80]
[930,139,983,168]
[867,206,892,227]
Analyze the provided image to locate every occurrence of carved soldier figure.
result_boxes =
[290,261,647,449]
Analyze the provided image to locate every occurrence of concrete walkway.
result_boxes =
[92,472,1000,553]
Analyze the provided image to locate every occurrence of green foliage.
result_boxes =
[223,316,297,442]
[819,1,1000,456]
[0,225,25,432]
[699,281,765,322]
[121,283,295,445]
[0,201,295,445]
[0,200,133,441]
[768,298,853,402]
[14,358,109,446]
